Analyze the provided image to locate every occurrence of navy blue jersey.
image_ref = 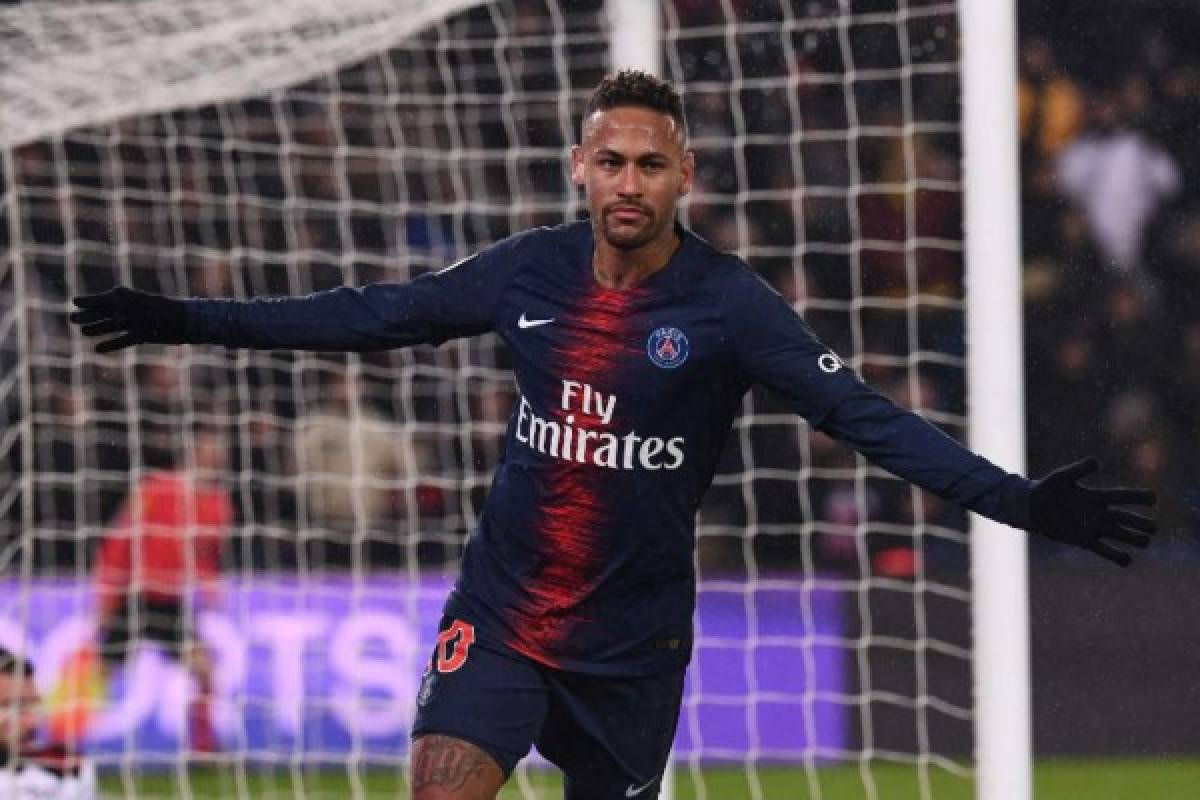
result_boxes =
[187,220,1031,675]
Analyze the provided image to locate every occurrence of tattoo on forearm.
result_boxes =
[411,735,492,792]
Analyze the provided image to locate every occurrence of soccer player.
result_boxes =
[69,71,1156,800]
[0,649,96,799]
[92,427,231,754]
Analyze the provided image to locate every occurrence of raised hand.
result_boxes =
[1028,457,1156,567]
[69,287,189,352]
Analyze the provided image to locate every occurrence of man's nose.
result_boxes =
[618,164,642,195]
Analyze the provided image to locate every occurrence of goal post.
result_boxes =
[960,0,1032,798]
[606,0,662,75]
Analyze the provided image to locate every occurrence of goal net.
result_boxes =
[1,0,977,797]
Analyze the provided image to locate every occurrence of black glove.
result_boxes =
[1028,457,1156,567]
[69,287,189,353]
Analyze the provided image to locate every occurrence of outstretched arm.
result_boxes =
[725,267,1156,566]
[819,385,1155,566]
[70,250,508,353]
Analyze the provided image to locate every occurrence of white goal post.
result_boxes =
[960,0,1032,798]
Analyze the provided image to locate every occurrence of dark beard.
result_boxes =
[600,215,658,250]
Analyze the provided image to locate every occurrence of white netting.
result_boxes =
[667,3,972,798]
[0,0,975,797]
[0,0,489,148]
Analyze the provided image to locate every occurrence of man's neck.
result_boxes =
[592,230,681,290]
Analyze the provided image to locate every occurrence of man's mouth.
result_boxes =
[609,205,648,222]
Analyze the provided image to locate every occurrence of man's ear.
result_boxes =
[679,150,695,197]
[571,145,586,187]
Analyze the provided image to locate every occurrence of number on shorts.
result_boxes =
[435,619,476,673]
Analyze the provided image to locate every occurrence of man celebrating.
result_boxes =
[69,71,1155,800]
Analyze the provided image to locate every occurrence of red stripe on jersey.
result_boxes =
[508,285,644,664]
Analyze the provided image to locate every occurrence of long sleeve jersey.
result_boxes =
[185,220,1031,675]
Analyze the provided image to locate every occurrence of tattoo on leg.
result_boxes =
[411,735,496,793]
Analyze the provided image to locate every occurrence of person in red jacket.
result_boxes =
[93,427,232,753]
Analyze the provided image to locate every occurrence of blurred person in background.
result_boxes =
[1056,81,1181,277]
[0,649,95,800]
[1018,36,1085,169]
[295,369,433,569]
[134,360,188,469]
[93,427,232,753]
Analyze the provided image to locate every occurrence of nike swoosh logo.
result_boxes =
[518,313,555,329]
[625,778,658,797]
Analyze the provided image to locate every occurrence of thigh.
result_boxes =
[537,669,685,800]
[411,617,549,780]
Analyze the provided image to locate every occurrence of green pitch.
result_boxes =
[98,759,1200,798]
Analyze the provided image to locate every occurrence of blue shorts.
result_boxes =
[411,617,684,800]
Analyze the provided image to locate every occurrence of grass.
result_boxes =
[95,759,1200,799]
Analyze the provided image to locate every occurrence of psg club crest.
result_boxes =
[646,326,690,369]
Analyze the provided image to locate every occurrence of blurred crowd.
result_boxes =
[1018,0,1200,559]
[0,0,1195,582]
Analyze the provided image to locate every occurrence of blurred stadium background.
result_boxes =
[1,0,1199,797]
